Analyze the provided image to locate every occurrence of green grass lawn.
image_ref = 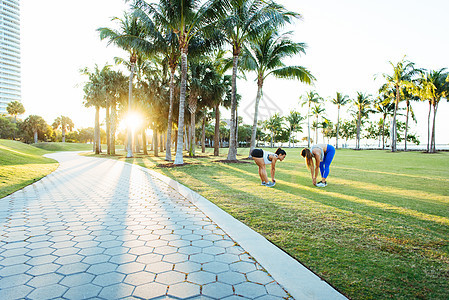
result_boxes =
[2,140,448,299]
[102,147,449,299]
[0,140,106,198]
[0,139,58,199]
[33,141,99,151]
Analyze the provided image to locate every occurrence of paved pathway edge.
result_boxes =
[129,161,347,300]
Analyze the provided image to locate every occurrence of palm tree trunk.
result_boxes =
[288,129,291,148]
[382,115,386,150]
[307,103,311,147]
[133,132,137,153]
[227,54,239,161]
[336,106,340,149]
[62,127,66,143]
[356,111,361,150]
[391,85,400,152]
[126,61,135,158]
[13,115,17,140]
[142,127,148,155]
[185,124,189,151]
[174,130,178,152]
[174,51,188,165]
[33,130,38,144]
[154,129,159,156]
[95,106,100,154]
[190,111,196,157]
[430,101,438,153]
[404,100,410,151]
[391,111,397,152]
[235,109,239,148]
[166,68,175,161]
[250,80,263,156]
[111,102,116,155]
[106,102,110,154]
[201,117,206,153]
[214,104,220,156]
[160,132,164,152]
[378,127,381,148]
[427,100,432,152]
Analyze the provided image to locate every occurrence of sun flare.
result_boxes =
[119,112,143,133]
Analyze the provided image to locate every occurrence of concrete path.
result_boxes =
[0,152,346,300]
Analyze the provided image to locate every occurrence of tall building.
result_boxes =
[0,0,20,114]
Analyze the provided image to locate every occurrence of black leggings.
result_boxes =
[251,148,263,158]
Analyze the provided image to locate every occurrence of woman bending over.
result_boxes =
[301,144,335,187]
[250,148,286,187]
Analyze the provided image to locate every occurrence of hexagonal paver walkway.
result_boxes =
[0,152,346,300]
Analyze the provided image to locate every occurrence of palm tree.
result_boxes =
[330,92,349,149]
[22,115,47,144]
[81,65,107,154]
[205,50,233,156]
[199,110,214,153]
[311,103,325,144]
[321,118,334,144]
[190,54,230,156]
[188,58,218,156]
[107,70,128,155]
[133,2,181,161]
[402,88,419,151]
[382,57,419,152]
[93,65,124,155]
[6,100,25,123]
[220,0,299,161]
[6,100,25,140]
[135,0,228,164]
[211,73,232,156]
[240,30,314,156]
[374,92,395,149]
[352,92,372,150]
[424,69,449,152]
[134,53,170,156]
[300,90,321,147]
[339,119,357,146]
[52,116,74,143]
[264,113,284,147]
[285,110,304,148]
[412,70,438,152]
[98,13,148,158]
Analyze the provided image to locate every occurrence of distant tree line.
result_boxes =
[0,100,97,144]
[295,57,448,153]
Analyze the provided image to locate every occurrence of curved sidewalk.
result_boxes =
[0,152,346,300]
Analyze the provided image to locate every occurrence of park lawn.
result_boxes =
[0,140,105,199]
[0,139,58,199]
[104,147,449,299]
[33,142,98,151]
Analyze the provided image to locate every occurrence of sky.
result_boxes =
[20,0,449,145]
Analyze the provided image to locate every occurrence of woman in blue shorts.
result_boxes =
[301,144,335,187]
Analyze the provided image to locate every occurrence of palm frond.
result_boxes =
[270,66,315,84]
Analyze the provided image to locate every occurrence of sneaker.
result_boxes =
[316,182,327,187]
[261,181,267,186]
[266,181,276,187]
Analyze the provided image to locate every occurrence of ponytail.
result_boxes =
[275,148,286,156]
[301,148,313,170]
